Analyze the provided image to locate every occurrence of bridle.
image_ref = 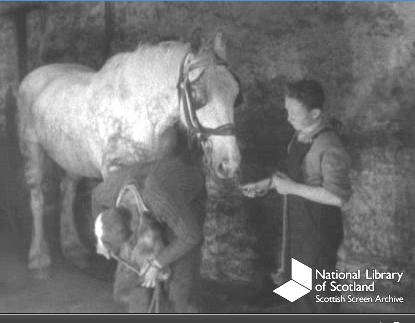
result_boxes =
[177,51,237,141]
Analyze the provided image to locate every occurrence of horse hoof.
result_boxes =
[28,252,51,271]
[31,267,52,281]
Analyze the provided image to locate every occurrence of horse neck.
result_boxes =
[126,43,189,108]
[122,45,192,140]
[92,43,194,166]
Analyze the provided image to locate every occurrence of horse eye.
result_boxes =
[190,87,198,99]
[189,84,207,110]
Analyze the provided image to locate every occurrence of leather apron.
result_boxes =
[286,128,343,312]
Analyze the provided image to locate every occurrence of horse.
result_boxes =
[17,30,242,277]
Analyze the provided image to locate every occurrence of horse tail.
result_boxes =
[16,80,34,154]
[5,87,21,166]
[16,68,50,151]
[16,77,47,190]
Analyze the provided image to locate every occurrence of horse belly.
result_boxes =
[31,76,102,178]
[41,136,101,178]
[35,110,101,178]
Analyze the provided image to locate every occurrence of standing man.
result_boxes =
[242,79,351,312]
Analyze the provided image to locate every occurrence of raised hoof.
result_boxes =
[31,267,52,281]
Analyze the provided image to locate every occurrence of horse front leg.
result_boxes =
[60,173,90,269]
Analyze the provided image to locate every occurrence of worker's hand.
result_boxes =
[140,259,162,288]
[272,172,297,195]
[240,178,273,198]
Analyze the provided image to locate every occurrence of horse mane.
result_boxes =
[96,41,190,85]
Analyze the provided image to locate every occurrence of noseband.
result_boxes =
[177,51,236,141]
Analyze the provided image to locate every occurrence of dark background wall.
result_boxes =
[0,1,414,295]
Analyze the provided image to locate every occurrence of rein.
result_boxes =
[177,51,236,141]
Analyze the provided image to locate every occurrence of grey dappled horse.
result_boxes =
[17,31,241,277]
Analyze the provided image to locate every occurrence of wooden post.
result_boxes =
[1,3,45,79]
[104,1,113,59]
[14,11,27,81]
[0,3,45,234]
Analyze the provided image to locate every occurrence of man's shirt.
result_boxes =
[291,121,352,203]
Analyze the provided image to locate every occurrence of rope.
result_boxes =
[272,194,290,285]
[109,250,162,313]
[280,194,289,272]
[109,251,141,276]
[115,183,149,213]
[147,282,161,313]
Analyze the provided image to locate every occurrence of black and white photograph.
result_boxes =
[0,1,414,318]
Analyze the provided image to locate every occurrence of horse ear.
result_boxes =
[213,32,227,62]
[190,27,203,54]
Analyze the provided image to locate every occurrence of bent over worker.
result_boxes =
[92,156,206,313]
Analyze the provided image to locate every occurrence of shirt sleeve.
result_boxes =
[321,146,352,203]
[143,161,203,268]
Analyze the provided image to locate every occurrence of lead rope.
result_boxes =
[272,194,290,285]
[147,282,161,313]
[114,184,161,313]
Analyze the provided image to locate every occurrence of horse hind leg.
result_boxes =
[60,173,90,269]
[22,141,51,278]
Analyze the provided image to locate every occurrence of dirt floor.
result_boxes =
[0,216,256,314]
[2,216,414,314]
[0,215,287,314]
[0,225,122,313]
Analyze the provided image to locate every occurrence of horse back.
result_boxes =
[19,63,94,101]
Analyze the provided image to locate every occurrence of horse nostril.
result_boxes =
[217,162,230,178]
[218,162,225,174]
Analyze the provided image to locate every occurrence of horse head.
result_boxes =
[178,30,242,179]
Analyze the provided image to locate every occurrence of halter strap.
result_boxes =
[177,51,235,139]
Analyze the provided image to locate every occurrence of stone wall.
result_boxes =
[0,1,414,292]
[0,16,17,131]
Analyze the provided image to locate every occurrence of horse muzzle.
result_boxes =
[216,157,240,179]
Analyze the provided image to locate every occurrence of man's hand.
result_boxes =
[140,259,162,288]
[240,178,273,198]
[272,172,297,195]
